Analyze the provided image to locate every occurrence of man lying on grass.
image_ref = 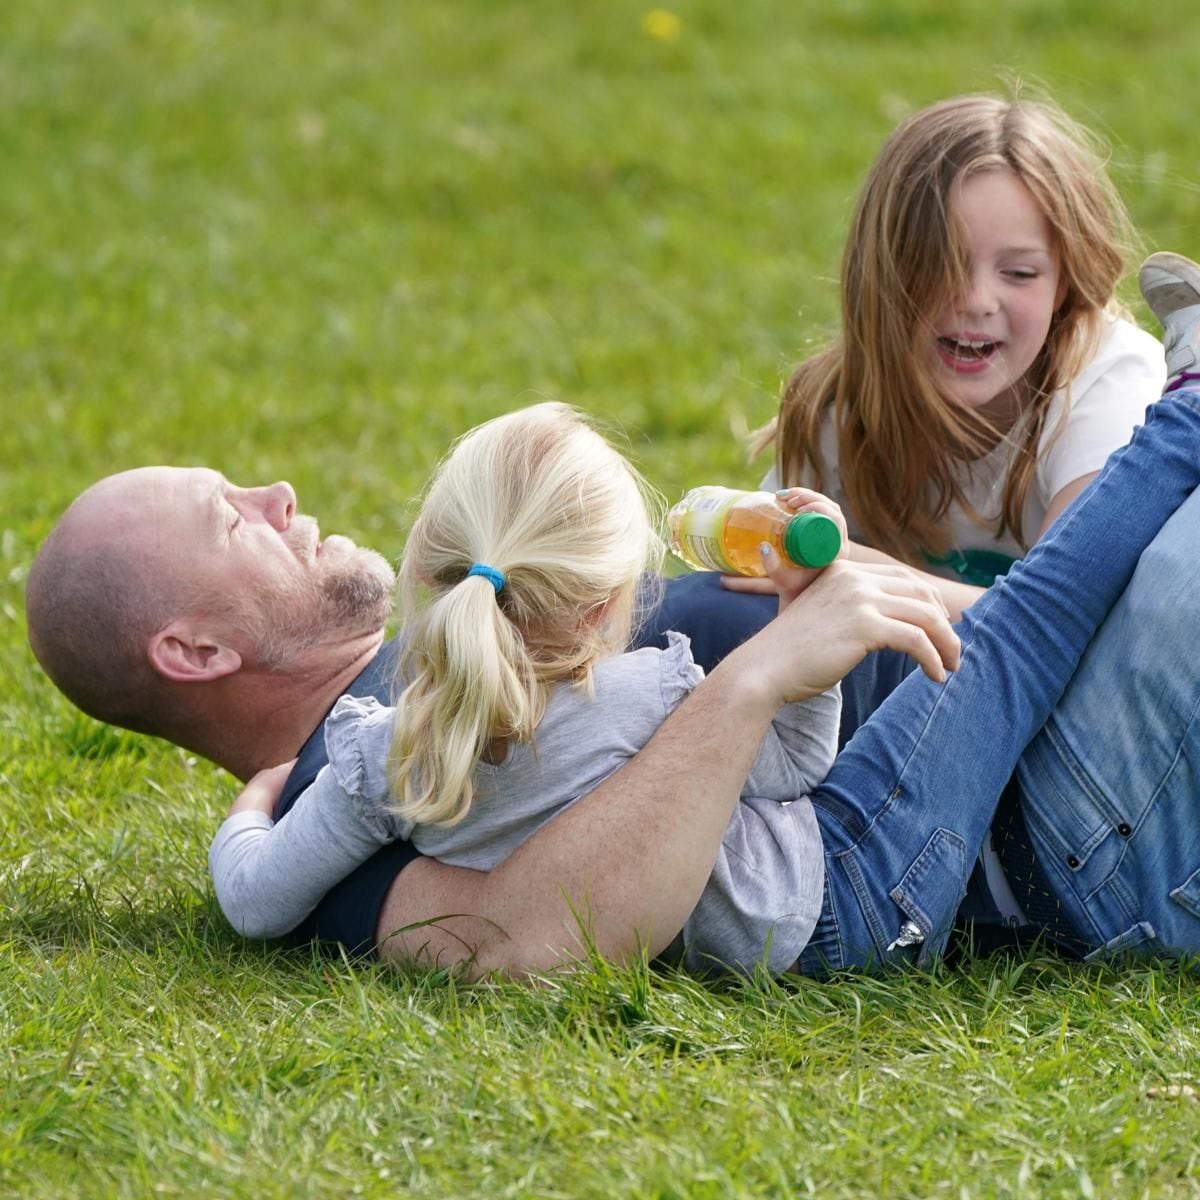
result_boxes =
[25,456,957,973]
[24,254,1200,974]
[17,418,1200,975]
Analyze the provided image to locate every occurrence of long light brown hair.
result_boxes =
[759,94,1131,560]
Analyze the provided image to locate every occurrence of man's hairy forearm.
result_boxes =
[375,647,778,977]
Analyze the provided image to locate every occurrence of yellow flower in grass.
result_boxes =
[642,9,681,42]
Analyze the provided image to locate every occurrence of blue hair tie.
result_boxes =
[466,562,505,594]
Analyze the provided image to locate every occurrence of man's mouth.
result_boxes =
[937,336,999,363]
[285,514,322,562]
[316,533,353,559]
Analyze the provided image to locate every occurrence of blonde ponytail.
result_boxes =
[388,573,541,826]
[388,403,662,827]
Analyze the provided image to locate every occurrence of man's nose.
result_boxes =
[258,481,297,530]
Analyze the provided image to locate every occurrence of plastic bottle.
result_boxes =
[667,486,842,576]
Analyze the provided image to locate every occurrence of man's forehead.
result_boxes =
[122,467,229,543]
[181,467,226,507]
[108,464,221,505]
[135,466,219,530]
[177,468,241,540]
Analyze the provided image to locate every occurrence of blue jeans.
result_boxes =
[796,389,1200,973]
[1018,484,1200,960]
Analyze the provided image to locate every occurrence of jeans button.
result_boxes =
[1117,822,1132,837]
[1066,855,1080,869]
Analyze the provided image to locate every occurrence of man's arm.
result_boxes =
[374,560,960,978]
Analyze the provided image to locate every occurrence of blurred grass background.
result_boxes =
[3,2,1200,1196]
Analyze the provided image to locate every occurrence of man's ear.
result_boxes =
[147,620,242,683]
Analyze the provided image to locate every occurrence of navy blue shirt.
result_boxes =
[274,641,412,955]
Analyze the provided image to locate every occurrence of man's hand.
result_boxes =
[228,760,297,818]
[739,558,960,708]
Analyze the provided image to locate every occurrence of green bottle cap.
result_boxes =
[782,512,841,568]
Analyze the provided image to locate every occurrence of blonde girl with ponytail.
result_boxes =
[388,400,661,828]
[211,401,846,974]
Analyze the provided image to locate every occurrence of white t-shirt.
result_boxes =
[764,317,1165,580]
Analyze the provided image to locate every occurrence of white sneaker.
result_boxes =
[1139,251,1200,381]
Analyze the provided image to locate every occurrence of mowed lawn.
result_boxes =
[4,2,1200,1196]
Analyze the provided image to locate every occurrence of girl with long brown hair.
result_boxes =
[751,94,1164,616]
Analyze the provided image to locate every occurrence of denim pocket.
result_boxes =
[1084,921,1161,962]
[1168,866,1200,918]
[887,827,969,966]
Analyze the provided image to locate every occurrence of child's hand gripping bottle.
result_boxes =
[667,487,842,576]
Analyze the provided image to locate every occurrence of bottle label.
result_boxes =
[669,486,741,572]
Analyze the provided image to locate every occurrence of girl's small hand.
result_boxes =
[720,574,778,596]
[229,760,298,819]
[718,489,849,600]
[764,489,850,613]
[774,487,849,559]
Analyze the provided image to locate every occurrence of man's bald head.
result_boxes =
[26,467,396,743]
[26,469,188,733]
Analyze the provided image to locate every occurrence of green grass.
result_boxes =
[4,1,1200,1195]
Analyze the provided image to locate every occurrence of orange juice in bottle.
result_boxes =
[667,487,841,576]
